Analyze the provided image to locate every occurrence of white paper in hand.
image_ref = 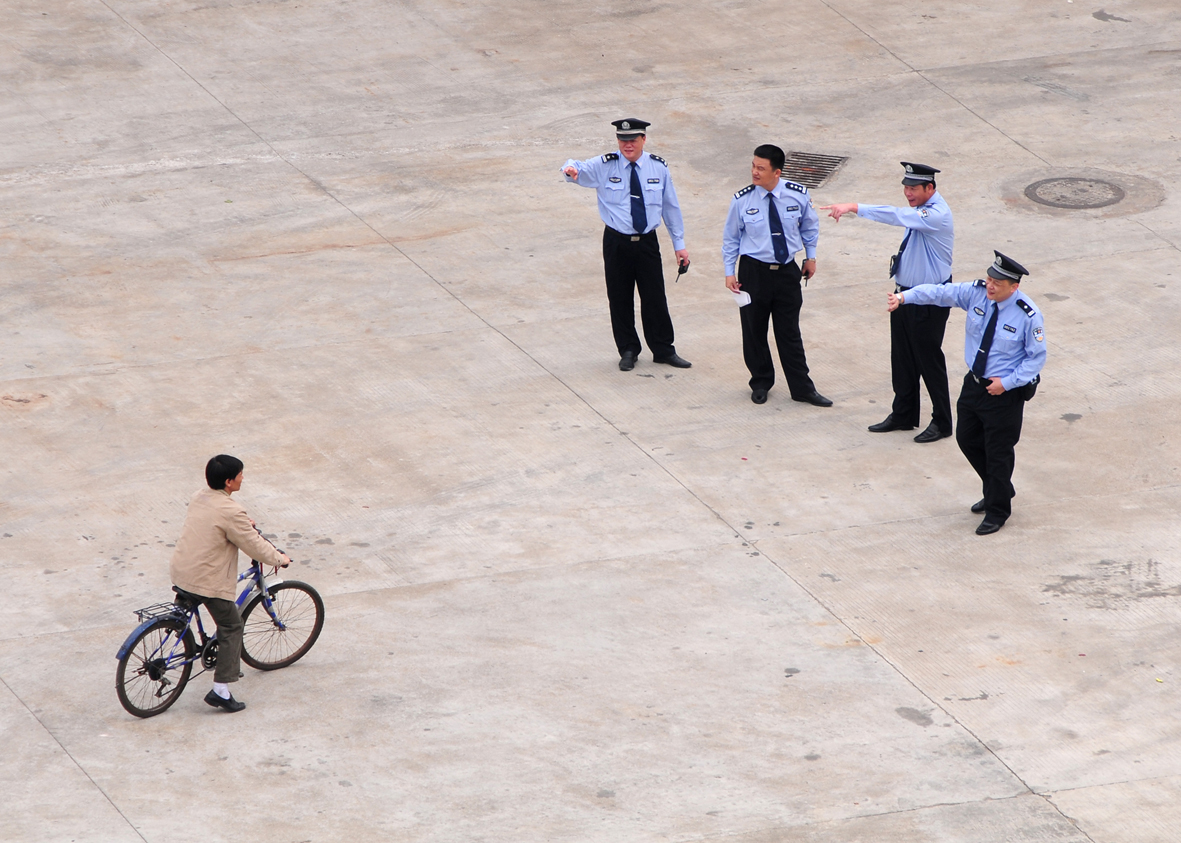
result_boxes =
[731,290,752,307]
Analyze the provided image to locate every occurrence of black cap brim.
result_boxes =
[986,265,1020,281]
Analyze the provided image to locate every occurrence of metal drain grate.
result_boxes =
[782,152,847,189]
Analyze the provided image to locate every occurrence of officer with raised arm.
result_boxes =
[888,252,1046,534]
[822,162,954,442]
[562,118,691,372]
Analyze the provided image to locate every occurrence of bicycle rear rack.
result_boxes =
[133,602,188,623]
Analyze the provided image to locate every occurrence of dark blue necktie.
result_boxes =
[972,303,999,377]
[766,194,789,264]
[629,163,647,235]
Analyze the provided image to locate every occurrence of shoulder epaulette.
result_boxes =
[734,184,756,199]
[648,153,667,165]
[602,152,619,162]
[782,180,809,195]
[1016,299,1036,317]
[972,279,987,288]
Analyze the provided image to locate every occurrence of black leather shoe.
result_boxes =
[970,498,986,514]
[654,353,692,368]
[792,391,833,407]
[913,422,952,443]
[204,690,246,712]
[619,352,637,371]
[751,389,768,405]
[868,414,914,433]
[975,518,1003,536]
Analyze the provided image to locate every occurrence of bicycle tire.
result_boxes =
[116,619,195,718]
[240,581,324,670]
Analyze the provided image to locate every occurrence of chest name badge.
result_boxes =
[973,306,986,316]
[608,176,622,183]
[647,178,661,184]
[1003,324,1017,333]
[784,205,799,212]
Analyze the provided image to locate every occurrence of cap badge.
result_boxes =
[622,121,630,130]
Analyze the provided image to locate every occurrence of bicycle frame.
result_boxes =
[115,561,284,670]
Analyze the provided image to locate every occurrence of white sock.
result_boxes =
[212,682,231,699]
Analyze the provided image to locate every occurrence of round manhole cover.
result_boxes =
[1024,177,1125,209]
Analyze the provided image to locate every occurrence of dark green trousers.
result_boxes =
[204,597,243,684]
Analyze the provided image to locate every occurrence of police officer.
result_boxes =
[562,119,691,371]
[722,144,831,407]
[822,163,954,442]
[888,252,1046,535]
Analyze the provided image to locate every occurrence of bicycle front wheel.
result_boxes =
[240,581,324,670]
[116,620,195,718]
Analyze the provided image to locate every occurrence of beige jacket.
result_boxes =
[169,488,284,601]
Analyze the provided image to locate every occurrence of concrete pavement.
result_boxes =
[2,1,1180,841]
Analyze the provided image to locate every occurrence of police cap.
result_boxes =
[900,161,940,185]
[612,118,650,139]
[986,251,1030,282]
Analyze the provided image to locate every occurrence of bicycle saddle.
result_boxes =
[172,586,205,609]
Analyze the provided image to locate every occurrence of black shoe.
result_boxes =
[868,414,914,433]
[653,353,692,368]
[913,422,952,443]
[792,391,833,407]
[751,389,768,405]
[975,518,1003,536]
[619,352,637,371]
[204,690,246,712]
[970,498,986,514]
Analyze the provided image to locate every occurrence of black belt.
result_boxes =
[742,255,795,271]
[895,276,952,294]
[605,226,653,242]
[968,372,989,384]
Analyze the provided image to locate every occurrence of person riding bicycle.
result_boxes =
[170,455,291,712]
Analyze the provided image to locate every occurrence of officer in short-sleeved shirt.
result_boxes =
[721,144,831,407]
[562,118,691,372]
[890,251,1046,534]
[822,162,955,443]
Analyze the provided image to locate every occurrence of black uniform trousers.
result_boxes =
[955,373,1025,523]
[737,255,816,396]
[601,227,676,358]
[890,295,953,432]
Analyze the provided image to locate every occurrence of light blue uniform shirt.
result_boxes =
[561,152,686,249]
[722,180,818,275]
[904,280,1047,391]
[857,192,953,287]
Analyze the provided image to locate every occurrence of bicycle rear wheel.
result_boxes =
[240,581,324,670]
[116,620,195,717]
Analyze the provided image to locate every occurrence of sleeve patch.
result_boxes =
[602,152,619,162]
[782,180,809,194]
[919,209,929,218]
[1016,299,1036,317]
[648,153,667,165]
[734,184,756,199]
[1034,326,1044,342]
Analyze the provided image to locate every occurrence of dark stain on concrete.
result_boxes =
[1043,558,1181,609]
[895,707,933,727]
[1093,10,1131,23]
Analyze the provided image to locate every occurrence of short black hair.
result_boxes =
[753,144,786,173]
[206,454,244,490]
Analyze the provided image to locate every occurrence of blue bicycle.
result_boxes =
[115,555,324,718]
